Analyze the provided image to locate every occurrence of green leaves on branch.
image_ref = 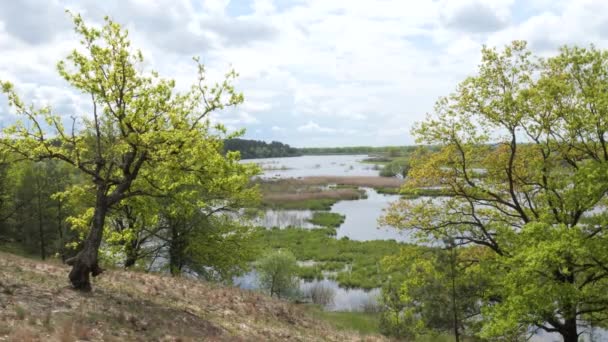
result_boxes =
[383,41,608,340]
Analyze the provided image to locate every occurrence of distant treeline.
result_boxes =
[224,139,301,159]
[225,139,438,159]
[298,145,424,156]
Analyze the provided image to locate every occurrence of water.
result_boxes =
[234,270,380,311]
[239,154,398,311]
[244,154,378,179]
[331,187,409,241]
[250,209,318,229]
[252,188,408,241]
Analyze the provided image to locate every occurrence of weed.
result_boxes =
[15,305,27,320]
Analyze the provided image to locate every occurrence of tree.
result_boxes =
[256,250,299,299]
[0,12,245,291]
[379,246,486,340]
[382,41,608,341]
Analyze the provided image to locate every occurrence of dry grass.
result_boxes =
[260,176,403,190]
[0,252,387,342]
[263,188,363,202]
[295,176,403,188]
[258,176,402,206]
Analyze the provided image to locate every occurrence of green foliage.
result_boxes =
[379,245,488,339]
[260,198,338,211]
[379,159,410,178]
[307,212,345,228]
[224,139,300,159]
[304,305,380,335]
[296,265,324,281]
[256,250,299,299]
[298,145,421,156]
[0,12,259,290]
[383,41,608,340]
[0,159,82,261]
[252,226,408,289]
[181,216,257,282]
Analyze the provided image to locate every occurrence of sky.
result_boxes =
[1,0,608,147]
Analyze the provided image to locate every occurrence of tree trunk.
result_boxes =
[449,244,460,342]
[561,316,578,342]
[36,175,46,260]
[124,239,139,268]
[56,200,65,263]
[168,223,184,276]
[66,191,107,291]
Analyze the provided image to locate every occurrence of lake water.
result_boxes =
[234,270,380,311]
[331,187,408,241]
[250,209,318,229]
[250,187,408,241]
[245,154,379,179]
[244,154,408,241]
[238,154,400,310]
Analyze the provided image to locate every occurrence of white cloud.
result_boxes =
[2,0,608,147]
[297,121,335,133]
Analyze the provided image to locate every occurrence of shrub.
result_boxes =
[307,283,335,306]
[256,250,299,299]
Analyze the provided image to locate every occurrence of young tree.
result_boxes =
[379,246,486,340]
[0,13,245,291]
[256,250,299,299]
[383,41,608,341]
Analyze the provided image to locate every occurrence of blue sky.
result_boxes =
[1,0,607,147]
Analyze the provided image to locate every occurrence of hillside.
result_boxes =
[0,252,386,341]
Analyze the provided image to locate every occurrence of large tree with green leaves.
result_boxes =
[0,12,253,291]
[383,41,608,341]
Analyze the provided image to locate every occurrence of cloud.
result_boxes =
[203,17,278,46]
[297,121,335,133]
[440,0,512,33]
[2,0,608,147]
[0,0,71,44]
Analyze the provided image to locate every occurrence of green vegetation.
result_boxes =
[307,212,345,228]
[298,145,421,155]
[378,158,410,178]
[382,41,608,341]
[2,10,608,342]
[304,305,380,335]
[224,138,300,159]
[256,250,299,299]
[252,226,411,289]
[261,198,342,210]
[0,13,259,291]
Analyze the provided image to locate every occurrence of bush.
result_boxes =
[256,250,299,299]
[307,283,336,306]
[379,160,410,178]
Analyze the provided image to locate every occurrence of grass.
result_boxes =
[257,178,369,210]
[307,212,345,228]
[0,252,387,341]
[375,187,400,195]
[262,198,341,210]
[292,176,403,188]
[252,226,416,289]
[304,305,380,335]
[297,265,324,280]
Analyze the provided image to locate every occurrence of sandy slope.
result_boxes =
[0,252,386,341]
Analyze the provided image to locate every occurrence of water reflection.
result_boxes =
[331,187,409,242]
[234,270,380,312]
[251,209,318,229]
